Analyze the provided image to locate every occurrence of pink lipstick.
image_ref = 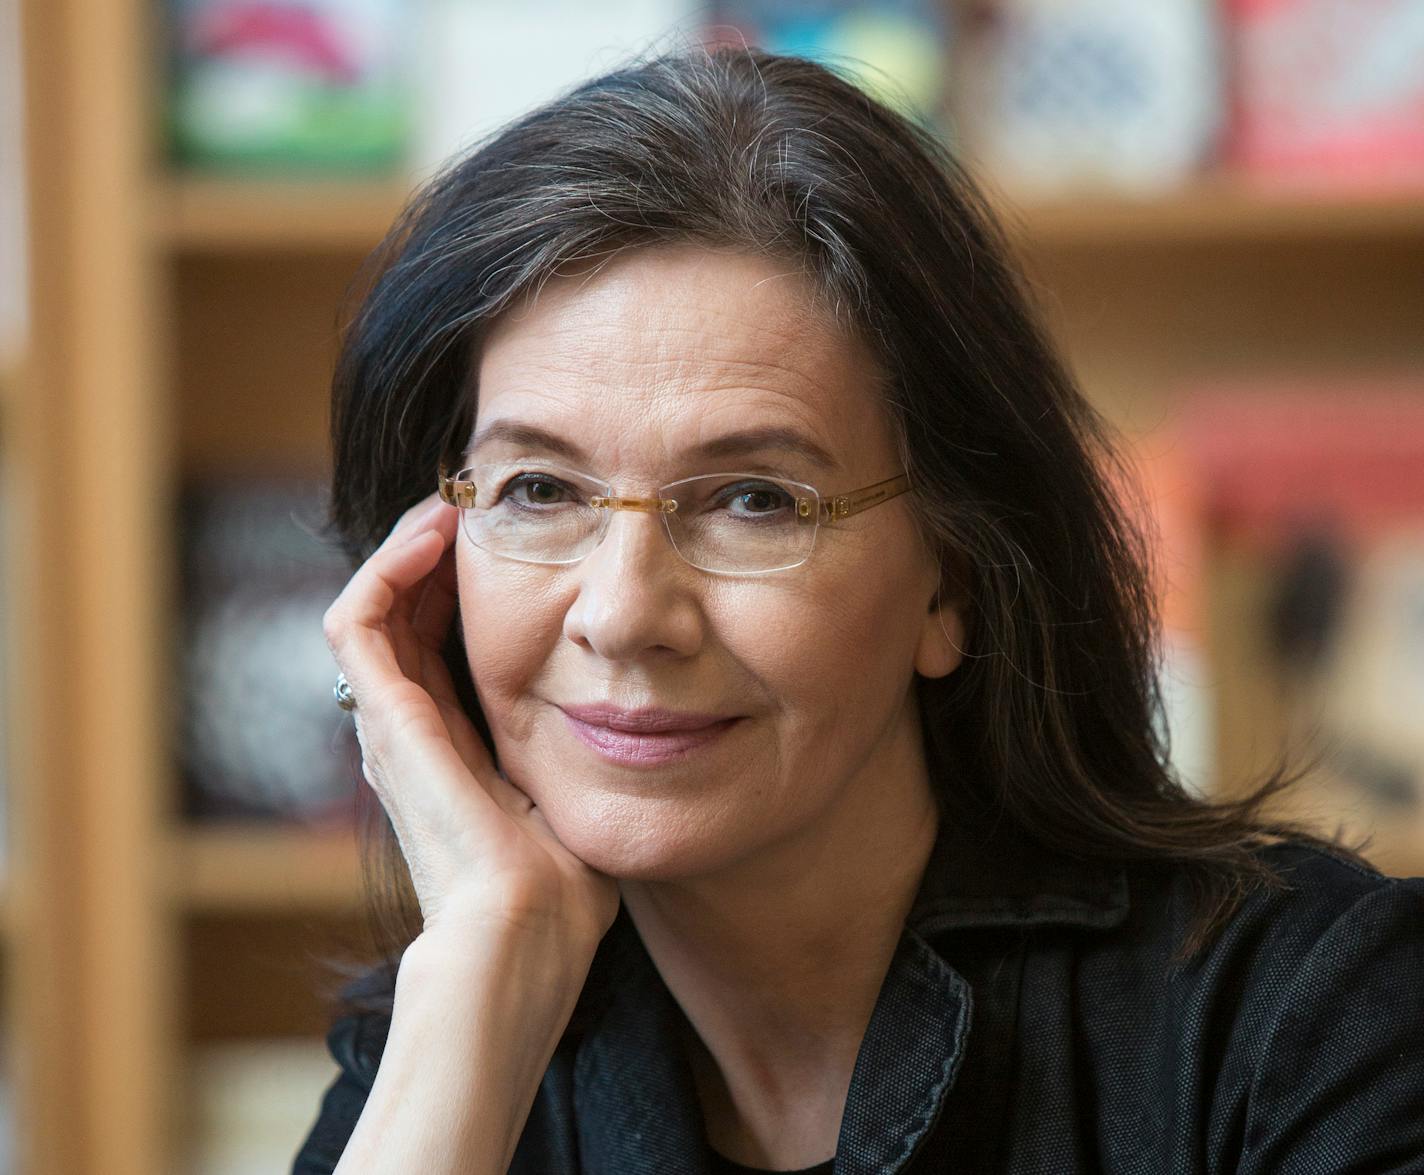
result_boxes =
[558,704,741,766]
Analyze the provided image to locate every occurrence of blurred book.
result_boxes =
[166,0,409,172]
[185,1037,336,1175]
[1178,379,1424,875]
[1180,381,1424,550]
[709,0,953,131]
[954,0,1222,195]
[408,0,707,175]
[178,478,359,828]
[1225,0,1424,189]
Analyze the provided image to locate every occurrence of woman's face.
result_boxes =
[456,244,963,881]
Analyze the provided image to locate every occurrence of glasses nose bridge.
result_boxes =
[589,490,678,517]
[586,489,684,567]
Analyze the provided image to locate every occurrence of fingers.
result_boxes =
[358,491,456,634]
[378,490,445,553]
[326,494,514,808]
[401,505,460,635]
[326,537,444,689]
[328,498,450,635]
[391,507,458,685]
[324,484,467,725]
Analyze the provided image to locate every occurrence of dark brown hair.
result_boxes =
[319,43,1364,1020]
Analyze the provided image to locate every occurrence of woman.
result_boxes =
[296,45,1424,1175]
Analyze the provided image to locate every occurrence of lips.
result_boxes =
[559,705,742,768]
[558,703,738,733]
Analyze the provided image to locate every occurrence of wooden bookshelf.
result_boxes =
[15,2,1424,1172]
[154,172,1424,253]
[170,824,364,915]
[1001,179,1424,245]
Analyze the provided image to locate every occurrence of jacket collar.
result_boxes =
[571,817,1130,1175]
[907,810,1132,937]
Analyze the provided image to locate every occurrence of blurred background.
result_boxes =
[3,0,1423,1171]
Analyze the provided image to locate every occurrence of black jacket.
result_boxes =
[292,819,1424,1174]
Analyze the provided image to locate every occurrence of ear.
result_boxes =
[916,586,966,679]
[909,534,968,679]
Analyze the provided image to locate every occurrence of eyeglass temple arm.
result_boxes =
[809,473,912,525]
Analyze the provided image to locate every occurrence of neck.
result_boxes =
[617,704,941,1167]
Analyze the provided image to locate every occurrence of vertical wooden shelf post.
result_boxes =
[20,0,179,1171]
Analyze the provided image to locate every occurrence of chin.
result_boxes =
[535,788,749,883]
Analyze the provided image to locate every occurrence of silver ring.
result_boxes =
[334,673,357,712]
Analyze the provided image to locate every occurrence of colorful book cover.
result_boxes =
[953,0,1222,193]
[708,0,952,131]
[167,0,408,172]
[1224,0,1424,187]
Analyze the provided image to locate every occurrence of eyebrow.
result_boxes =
[465,420,840,472]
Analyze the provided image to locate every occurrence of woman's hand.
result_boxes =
[323,492,620,950]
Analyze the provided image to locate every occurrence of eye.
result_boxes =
[496,472,580,508]
[716,481,794,517]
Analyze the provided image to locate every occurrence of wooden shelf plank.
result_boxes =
[155,176,414,252]
[169,823,366,914]
[995,178,1424,246]
[153,172,1424,253]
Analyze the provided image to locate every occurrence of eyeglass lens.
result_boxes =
[452,463,818,574]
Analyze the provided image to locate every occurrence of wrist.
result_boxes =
[398,911,599,1005]
[417,886,610,964]
[339,910,595,1174]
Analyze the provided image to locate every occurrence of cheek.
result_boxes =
[737,545,926,742]
[455,545,559,741]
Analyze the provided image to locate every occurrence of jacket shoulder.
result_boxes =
[1254,835,1418,892]
[1092,841,1424,1170]
[1216,842,1424,1168]
[1212,838,1424,951]
[1118,836,1423,966]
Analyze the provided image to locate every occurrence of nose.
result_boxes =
[560,503,704,661]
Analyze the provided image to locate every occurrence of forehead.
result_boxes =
[471,246,893,471]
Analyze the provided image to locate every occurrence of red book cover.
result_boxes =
[1176,379,1424,548]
